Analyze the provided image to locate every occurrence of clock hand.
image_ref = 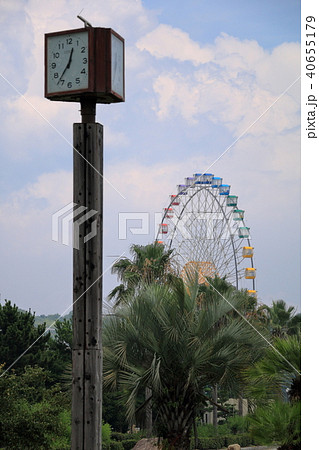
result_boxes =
[57,47,74,85]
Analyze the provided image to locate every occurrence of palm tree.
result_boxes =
[245,335,301,449]
[244,334,301,404]
[108,242,176,435]
[108,243,175,307]
[103,277,266,449]
[260,300,301,338]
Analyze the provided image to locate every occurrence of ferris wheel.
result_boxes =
[156,173,256,295]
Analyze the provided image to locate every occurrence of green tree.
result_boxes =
[103,278,265,449]
[0,300,51,373]
[0,365,71,448]
[260,299,301,338]
[245,334,301,404]
[245,335,301,449]
[108,242,175,307]
[46,318,73,381]
[108,242,176,434]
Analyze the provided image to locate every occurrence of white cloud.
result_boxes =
[137,24,214,65]
[137,27,300,139]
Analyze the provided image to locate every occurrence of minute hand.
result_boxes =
[58,48,74,85]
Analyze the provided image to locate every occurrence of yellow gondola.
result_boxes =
[242,246,254,258]
[245,268,256,279]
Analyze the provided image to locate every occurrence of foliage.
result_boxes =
[226,414,250,434]
[196,415,249,438]
[0,299,51,373]
[34,311,72,328]
[108,242,175,307]
[260,299,301,338]
[103,277,266,449]
[244,335,301,405]
[102,390,128,432]
[102,422,112,447]
[46,317,73,381]
[190,433,254,449]
[121,439,140,450]
[108,441,124,450]
[249,400,301,449]
[0,365,71,448]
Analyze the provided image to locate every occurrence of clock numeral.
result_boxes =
[81,68,86,74]
[51,63,56,69]
[66,38,72,45]
[53,52,60,59]
[76,77,80,84]
[81,46,86,53]
[67,82,72,88]
[59,79,65,86]
[83,58,87,64]
[54,72,59,79]
[58,43,64,50]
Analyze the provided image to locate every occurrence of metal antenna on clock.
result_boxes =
[77,10,92,28]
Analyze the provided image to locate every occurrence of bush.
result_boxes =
[109,440,124,450]
[102,423,112,448]
[121,438,140,450]
[226,415,250,435]
[0,366,71,448]
[191,433,254,449]
[111,432,130,441]
[191,436,224,449]
[249,400,301,448]
[196,417,250,439]
[224,433,254,447]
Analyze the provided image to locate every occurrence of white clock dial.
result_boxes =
[111,34,124,97]
[47,31,89,93]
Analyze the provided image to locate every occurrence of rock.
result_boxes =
[132,438,159,449]
[227,445,241,450]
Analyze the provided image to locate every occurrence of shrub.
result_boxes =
[111,431,130,441]
[121,438,140,450]
[109,440,124,450]
[102,422,112,447]
[226,415,250,434]
[191,436,224,449]
[191,433,255,449]
[249,400,301,448]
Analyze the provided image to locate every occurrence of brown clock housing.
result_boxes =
[45,27,125,103]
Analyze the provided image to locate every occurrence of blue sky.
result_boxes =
[0,0,301,315]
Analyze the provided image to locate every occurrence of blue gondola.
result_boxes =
[177,184,188,194]
[219,184,230,195]
[211,177,222,188]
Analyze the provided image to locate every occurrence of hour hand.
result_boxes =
[58,48,74,85]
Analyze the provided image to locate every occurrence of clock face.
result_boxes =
[46,31,89,94]
[111,34,124,98]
